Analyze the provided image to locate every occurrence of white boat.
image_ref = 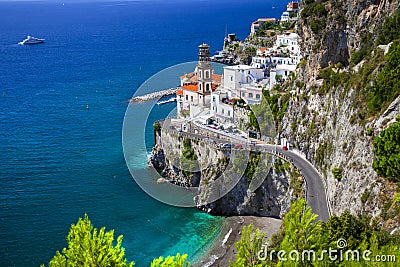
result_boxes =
[18,35,45,45]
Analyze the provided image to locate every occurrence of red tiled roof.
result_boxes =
[182,73,222,85]
[288,2,299,9]
[179,72,196,80]
[258,47,268,52]
[212,74,222,83]
[176,89,183,95]
[181,85,198,92]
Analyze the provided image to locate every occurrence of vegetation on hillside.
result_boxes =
[230,198,400,266]
[41,214,191,267]
[373,120,400,182]
[351,8,400,66]
[180,138,198,176]
[300,0,328,33]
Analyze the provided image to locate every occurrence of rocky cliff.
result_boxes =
[149,129,301,218]
[279,0,399,230]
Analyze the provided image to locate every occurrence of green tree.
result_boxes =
[332,167,343,180]
[150,253,191,267]
[153,122,161,132]
[372,121,400,181]
[277,198,322,266]
[41,214,134,267]
[230,224,265,267]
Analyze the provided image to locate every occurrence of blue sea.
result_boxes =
[0,0,283,266]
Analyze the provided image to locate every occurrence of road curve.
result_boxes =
[258,144,331,222]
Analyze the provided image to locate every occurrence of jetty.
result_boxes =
[157,97,176,105]
[130,87,178,103]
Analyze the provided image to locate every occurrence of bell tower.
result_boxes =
[197,43,213,106]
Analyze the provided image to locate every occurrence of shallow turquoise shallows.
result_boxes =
[0,0,283,265]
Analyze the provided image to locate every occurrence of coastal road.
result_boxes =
[256,144,330,222]
[161,120,331,221]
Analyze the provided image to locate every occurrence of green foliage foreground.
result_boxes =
[41,214,191,267]
[230,198,400,266]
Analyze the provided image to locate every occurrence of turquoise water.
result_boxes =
[0,0,283,265]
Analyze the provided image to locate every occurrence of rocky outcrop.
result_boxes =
[149,129,296,218]
[198,169,293,217]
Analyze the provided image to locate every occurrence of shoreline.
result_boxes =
[194,216,282,267]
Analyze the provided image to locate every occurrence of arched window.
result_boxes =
[206,83,210,91]
[205,71,210,79]
[199,83,202,91]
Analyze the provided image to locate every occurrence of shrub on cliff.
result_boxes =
[372,120,400,182]
[367,40,400,115]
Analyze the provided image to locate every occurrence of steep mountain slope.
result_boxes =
[280,0,400,230]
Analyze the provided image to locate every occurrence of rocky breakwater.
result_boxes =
[149,126,301,217]
[130,88,178,103]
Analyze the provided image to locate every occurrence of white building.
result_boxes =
[256,47,269,56]
[269,64,297,87]
[222,65,264,92]
[280,12,290,22]
[275,32,300,55]
[250,18,277,34]
[210,64,267,120]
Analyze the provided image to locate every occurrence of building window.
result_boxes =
[191,96,193,102]
[186,95,188,101]
[222,108,224,114]
[228,110,231,116]
[206,71,210,79]
[285,71,288,76]
[199,71,202,79]
[256,94,261,99]
[248,93,253,98]
[206,83,210,91]
[230,76,233,81]
[242,92,245,97]
[199,83,202,91]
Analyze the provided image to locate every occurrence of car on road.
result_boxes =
[282,146,288,150]
[234,144,243,149]
[218,143,232,149]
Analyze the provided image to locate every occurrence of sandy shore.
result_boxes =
[194,216,282,267]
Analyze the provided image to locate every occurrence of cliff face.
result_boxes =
[150,130,298,217]
[281,0,399,229]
